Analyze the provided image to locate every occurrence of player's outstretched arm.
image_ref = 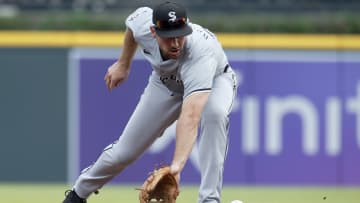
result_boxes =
[104,28,138,91]
[171,91,210,176]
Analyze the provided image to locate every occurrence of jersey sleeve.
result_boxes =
[181,55,218,98]
[125,7,153,43]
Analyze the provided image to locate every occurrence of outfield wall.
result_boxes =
[71,48,360,185]
[1,32,360,185]
[0,48,68,181]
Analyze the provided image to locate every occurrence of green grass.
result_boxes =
[0,183,359,203]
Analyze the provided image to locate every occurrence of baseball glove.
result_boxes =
[138,166,179,203]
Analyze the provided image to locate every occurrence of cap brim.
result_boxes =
[155,25,193,38]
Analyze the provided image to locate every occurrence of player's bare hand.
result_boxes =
[104,61,129,91]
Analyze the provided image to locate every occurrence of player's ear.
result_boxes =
[150,26,156,38]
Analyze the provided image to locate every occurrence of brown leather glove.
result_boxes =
[139,166,179,203]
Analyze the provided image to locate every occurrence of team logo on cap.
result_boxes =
[168,11,176,23]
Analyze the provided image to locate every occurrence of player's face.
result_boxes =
[150,27,186,60]
[157,36,186,60]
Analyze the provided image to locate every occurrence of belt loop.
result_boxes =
[223,64,229,73]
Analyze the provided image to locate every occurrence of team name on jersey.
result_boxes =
[160,74,183,85]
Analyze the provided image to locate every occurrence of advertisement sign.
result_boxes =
[73,50,360,185]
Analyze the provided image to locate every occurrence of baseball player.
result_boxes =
[63,1,237,203]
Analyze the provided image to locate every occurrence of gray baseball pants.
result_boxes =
[73,69,237,203]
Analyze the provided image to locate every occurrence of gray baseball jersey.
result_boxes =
[126,7,229,97]
[72,7,237,203]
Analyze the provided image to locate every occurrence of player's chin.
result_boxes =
[167,51,181,59]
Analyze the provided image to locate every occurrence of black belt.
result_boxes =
[223,64,230,73]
